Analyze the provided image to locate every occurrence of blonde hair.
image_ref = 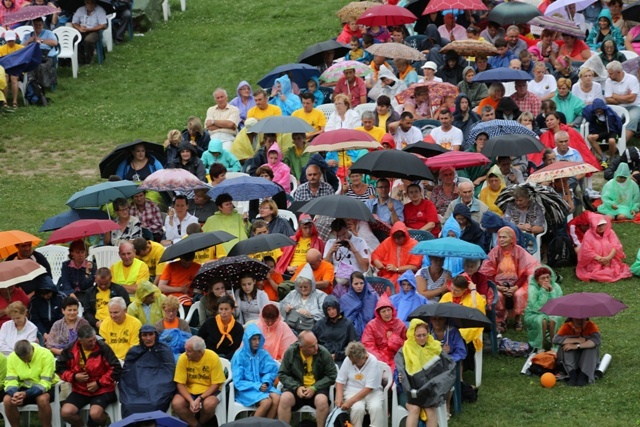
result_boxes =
[517,111,534,123]
[488,82,505,97]
[260,199,279,217]
[187,116,204,135]
[578,66,594,78]
[334,93,351,109]
[6,301,27,317]
[162,295,181,311]
[557,78,572,90]
[166,129,181,146]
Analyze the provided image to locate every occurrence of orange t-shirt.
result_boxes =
[292,261,335,295]
[260,271,284,302]
[477,96,499,113]
[159,261,201,301]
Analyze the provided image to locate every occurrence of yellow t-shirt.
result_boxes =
[291,238,311,267]
[377,112,390,132]
[355,125,386,142]
[136,241,166,277]
[300,349,315,387]
[250,248,282,262]
[292,108,327,131]
[96,288,111,322]
[247,105,282,120]
[174,349,227,395]
[0,44,24,57]
[99,314,142,360]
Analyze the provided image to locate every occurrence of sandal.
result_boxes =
[515,321,523,331]
[498,321,507,334]
[12,103,18,109]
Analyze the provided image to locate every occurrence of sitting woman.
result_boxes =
[256,199,294,236]
[428,316,467,364]
[429,166,459,217]
[339,272,378,337]
[45,296,90,356]
[477,82,505,114]
[0,302,38,355]
[326,94,362,131]
[257,303,297,362]
[104,198,142,246]
[234,272,270,324]
[202,279,231,320]
[391,271,428,326]
[461,132,491,187]
[586,9,624,52]
[416,256,450,303]
[394,319,456,427]
[371,222,422,291]
[456,66,488,109]
[266,143,291,193]
[502,186,546,236]
[201,139,241,171]
[598,163,640,220]
[170,142,207,182]
[524,266,563,352]
[231,324,281,418]
[480,227,538,333]
[344,171,376,201]
[181,116,211,157]
[478,173,505,215]
[276,214,325,275]
[576,214,632,282]
[279,267,327,333]
[552,318,602,386]
[59,240,96,300]
[453,94,481,143]
[154,295,191,333]
[198,296,244,360]
[248,165,288,220]
[312,296,358,364]
[115,142,164,182]
[552,78,585,127]
[361,295,407,372]
[269,75,302,116]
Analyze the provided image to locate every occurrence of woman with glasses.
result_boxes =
[105,197,142,246]
[154,296,190,333]
[325,94,362,131]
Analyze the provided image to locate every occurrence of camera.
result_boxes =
[339,240,350,247]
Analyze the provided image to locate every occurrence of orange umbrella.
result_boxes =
[0,230,41,259]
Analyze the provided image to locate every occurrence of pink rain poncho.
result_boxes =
[361,294,407,371]
[267,143,291,193]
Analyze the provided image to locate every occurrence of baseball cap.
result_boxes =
[299,214,313,225]
[4,31,16,42]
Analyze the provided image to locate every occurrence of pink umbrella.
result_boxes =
[139,169,210,192]
[2,5,59,26]
[305,129,380,153]
[424,151,491,170]
[423,0,487,15]
[47,219,120,244]
[356,4,418,27]
[540,292,627,318]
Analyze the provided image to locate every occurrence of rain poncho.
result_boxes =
[201,139,241,171]
[431,216,464,276]
[202,209,248,255]
[390,271,428,326]
[481,211,526,253]
[586,8,624,51]
[456,67,488,108]
[267,142,291,193]
[576,214,631,282]
[307,76,325,107]
[371,222,423,291]
[256,303,297,361]
[368,65,407,110]
[361,294,407,371]
[312,296,358,362]
[532,124,601,171]
[583,98,622,138]
[598,163,640,219]
[269,75,302,116]
[339,277,378,337]
[229,80,256,124]
[127,281,165,325]
[598,35,627,66]
[279,264,327,321]
[551,90,584,125]
[230,324,280,407]
[524,266,563,350]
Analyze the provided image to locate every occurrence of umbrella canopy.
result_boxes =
[356,4,418,26]
[57,0,114,14]
[622,3,640,20]
[336,1,380,22]
[139,169,209,192]
[350,150,435,181]
[481,134,545,158]
[410,237,487,259]
[110,410,187,427]
[305,129,380,153]
[365,43,425,61]
[425,151,491,171]
[257,63,321,90]
[622,56,640,76]
[222,418,290,427]
[440,40,498,57]
[487,1,541,25]
[545,0,596,16]
[298,40,350,66]
[206,176,281,201]
[47,219,120,244]
[464,119,539,151]
[192,256,271,291]
[40,209,110,232]
[395,81,459,109]
[320,60,372,83]
[66,180,140,209]
[227,233,296,257]
[298,195,375,222]
[529,16,585,39]
[472,67,533,83]
[423,0,487,14]
[2,4,59,25]
[0,230,42,259]
[495,183,571,224]
[408,303,492,328]
[0,42,42,75]
[98,140,166,180]
[540,292,627,318]
[0,260,47,289]
[527,161,598,183]
[159,231,236,263]
[403,141,450,158]
[249,116,314,134]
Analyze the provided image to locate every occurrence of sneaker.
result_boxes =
[576,371,589,387]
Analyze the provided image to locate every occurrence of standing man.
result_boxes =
[110,242,150,295]
[292,93,326,140]
[82,267,130,330]
[129,191,163,242]
[98,297,142,360]
[71,0,107,64]
[333,67,367,107]
[430,109,463,150]
[205,88,240,151]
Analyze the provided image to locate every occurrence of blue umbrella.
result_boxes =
[66,181,140,209]
[110,410,186,427]
[410,237,487,259]
[207,176,281,201]
[0,43,41,75]
[471,67,533,83]
[39,209,109,232]
[257,63,320,90]
[464,119,539,151]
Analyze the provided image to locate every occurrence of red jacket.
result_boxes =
[361,294,407,371]
[56,339,121,395]
[276,224,325,274]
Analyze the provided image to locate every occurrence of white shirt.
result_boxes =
[418,76,443,84]
[430,126,463,150]
[325,109,362,131]
[324,235,370,273]
[164,212,199,244]
[604,72,640,108]
[393,126,423,149]
[528,75,557,100]
[0,320,38,356]
[336,352,382,396]
[572,81,604,105]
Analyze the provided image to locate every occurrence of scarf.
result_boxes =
[398,66,415,82]
[215,314,236,349]
[557,320,599,337]
[404,319,442,375]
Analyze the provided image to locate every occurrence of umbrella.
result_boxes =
[540,292,627,318]
[206,176,282,201]
[472,67,533,83]
[249,116,314,134]
[110,410,187,427]
[440,40,498,57]
[481,134,545,158]
[0,42,41,75]
[545,0,596,16]
[298,195,375,222]
[0,230,42,259]
[410,237,488,259]
[66,180,140,209]
[222,418,290,427]
[495,183,571,225]
[139,169,209,192]
[408,303,492,328]
[192,255,271,291]
[356,4,418,27]
[423,0,488,14]
[40,209,110,232]
[365,43,426,61]
[57,0,114,14]
[257,63,321,90]
[425,151,491,171]
[395,81,459,110]
[320,60,372,83]
[403,141,450,158]
[159,231,236,263]
[487,1,541,25]
[0,260,47,289]
[227,233,296,257]
[464,119,539,151]
[527,161,598,184]
[298,40,350,66]
[47,219,119,244]
[350,150,435,181]
[622,56,640,77]
[2,4,59,25]
[622,2,640,20]
[98,140,166,179]
[528,16,585,39]
[305,129,380,153]
[336,1,380,22]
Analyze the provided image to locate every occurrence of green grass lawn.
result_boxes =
[1,0,640,425]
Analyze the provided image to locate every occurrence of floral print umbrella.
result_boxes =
[395,81,459,111]
[320,61,372,83]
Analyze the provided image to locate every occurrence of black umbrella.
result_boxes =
[191,256,271,291]
[99,140,166,179]
[404,0,428,17]
[495,183,571,225]
[227,233,296,257]
[299,195,375,222]
[222,418,289,427]
[486,2,541,25]
[403,141,450,158]
[298,40,350,66]
[159,231,236,263]
[408,303,491,329]
[622,3,639,21]
[350,150,435,181]
[57,0,114,15]
[481,134,545,158]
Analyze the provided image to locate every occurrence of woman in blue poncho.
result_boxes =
[391,271,429,326]
[339,271,378,337]
[269,75,302,116]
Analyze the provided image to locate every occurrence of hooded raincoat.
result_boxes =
[452,204,484,246]
[390,271,428,326]
[598,35,627,66]
[436,216,464,276]
[583,98,623,138]
[28,276,64,334]
[368,65,407,110]
[361,294,407,371]
[279,264,327,322]
[312,296,359,361]
[229,80,256,124]
[201,139,241,171]
[270,75,302,116]
[257,303,298,361]
[202,208,248,256]
[452,93,481,142]
[598,163,640,219]
[266,142,292,193]
[170,142,207,182]
[586,9,625,51]
[456,67,488,108]
[339,278,378,337]
[307,76,325,107]
[127,281,165,325]
[524,266,563,350]
[371,222,423,290]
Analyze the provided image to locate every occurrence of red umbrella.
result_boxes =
[47,219,120,244]
[424,151,491,171]
[423,0,487,14]
[356,4,418,27]
[540,292,627,318]
[305,129,380,153]
[2,5,59,26]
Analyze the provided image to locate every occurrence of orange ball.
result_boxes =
[541,372,556,388]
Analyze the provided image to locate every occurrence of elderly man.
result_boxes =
[438,13,467,41]
[292,93,326,140]
[110,242,150,295]
[293,164,335,201]
[3,341,56,427]
[99,297,142,360]
[57,325,121,427]
[480,105,496,122]
[604,61,640,143]
[333,67,367,107]
[510,80,541,116]
[323,219,370,274]
[247,88,282,120]
[389,112,423,150]
[132,237,165,282]
[443,181,490,225]
[82,268,130,330]
[365,178,404,225]
[355,111,385,142]
[172,336,226,427]
[129,191,163,242]
[205,88,240,151]
[554,131,584,163]
[277,331,337,427]
[505,25,528,56]
[157,252,200,307]
[292,249,335,294]
[71,0,107,64]
[430,109,463,151]
[163,195,200,245]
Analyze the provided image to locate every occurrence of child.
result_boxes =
[366,25,391,43]
[233,272,269,324]
[488,38,515,68]
[266,143,291,193]
[259,256,283,302]
[201,139,242,171]
[306,77,324,107]
[345,35,365,61]
[583,98,623,165]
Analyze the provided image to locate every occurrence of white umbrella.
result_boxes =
[545,0,596,16]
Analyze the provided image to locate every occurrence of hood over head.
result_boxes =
[379,65,399,83]
[374,293,398,321]
[295,263,316,291]
[614,161,631,178]
[177,141,198,157]
[452,203,472,222]
[241,323,265,352]
[236,80,253,98]
[600,35,619,54]
[591,98,607,111]
[597,8,613,26]
[135,281,160,303]
[208,139,224,153]
[267,142,283,163]
[496,96,520,114]
[398,270,417,293]
[275,75,293,95]
[442,215,461,238]
[322,295,341,317]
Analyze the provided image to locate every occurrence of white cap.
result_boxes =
[4,30,16,42]
[421,61,437,71]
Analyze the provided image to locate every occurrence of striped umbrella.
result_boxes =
[464,119,538,152]
[529,15,585,39]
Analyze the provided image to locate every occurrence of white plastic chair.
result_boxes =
[16,73,28,106]
[0,382,62,427]
[0,26,6,34]
[102,13,116,52]
[180,0,186,11]
[620,50,639,60]
[53,27,81,79]
[290,174,298,193]
[226,379,258,422]
[14,25,33,42]
[162,0,171,21]
[278,209,298,230]
[62,382,121,426]
[217,358,233,426]
[88,246,120,269]
[353,102,377,117]
[185,300,207,326]
[582,105,629,156]
[35,245,69,285]
[335,180,342,195]
[533,222,548,263]
[391,381,448,427]
[377,361,393,417]
[316,104,336,121]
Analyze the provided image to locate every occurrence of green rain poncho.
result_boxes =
[523,266,563,350]
[597,163,640,219]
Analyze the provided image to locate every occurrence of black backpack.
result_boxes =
[25,78,48,106]
[547,235,577,268]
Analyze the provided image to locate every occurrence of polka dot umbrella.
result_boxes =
[191,255,270,291]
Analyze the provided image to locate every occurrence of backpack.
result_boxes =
[325,407,352,427]
[25,78,48,106]
[499,338,530,357]
[547,235,577,268]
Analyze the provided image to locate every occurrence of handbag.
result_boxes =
[286,310,315,332]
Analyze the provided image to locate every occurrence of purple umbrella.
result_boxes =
[2,5,59,26]
[540,292,627,318]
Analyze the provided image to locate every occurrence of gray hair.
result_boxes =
[77,324,96,340]
[512,186,530,199]
[481,105,495,115]
[345,341,368,360]
[186,336,206,352]
[14,340,33,359]
[361,111,375,121]
[506,25,519,35]
[108,296,127,310]
[295,276,313,287]
[213,87,228,97]
[605,61,622,73]
[458,181,474,192]
[554,130,570,143]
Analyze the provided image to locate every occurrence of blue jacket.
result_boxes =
[201,139,241,171]
[339,279,379,337]
[586,9,625,51]
[481,211,526,252]
[583,98,622,137]
[390,271,429,326]
[430,216,464,275]
[115,156,163,180]
[269,75,302,116]
[429,323,467,363]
